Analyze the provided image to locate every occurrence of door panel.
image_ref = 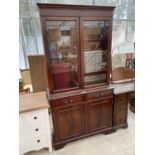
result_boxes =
[87,99,113,132]
[53,104,84,141]
[45,18,81,91]
[81,20,109,86]
[115,101,128,125]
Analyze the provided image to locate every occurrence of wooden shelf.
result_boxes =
[85,39,100,42]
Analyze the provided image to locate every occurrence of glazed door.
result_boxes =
[86,99,113,132]
[43,17,81,92]
[80,18,112,87]
[53,104,84,141]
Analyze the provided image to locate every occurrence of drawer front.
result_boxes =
[52,95,84,108]
[86,90,113,101]
[20,123,47,138]
[20,135,48,151]
[20,109,48,128]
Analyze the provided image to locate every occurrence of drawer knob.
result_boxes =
[35,128,39,132]
[34,116,37,120]
[70,99,73,103]
[37,140,40,143]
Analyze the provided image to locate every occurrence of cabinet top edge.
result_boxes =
[37,3,116,11]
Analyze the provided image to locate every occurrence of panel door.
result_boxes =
[80,18,112,87]
[115,102,128,125]
[114,94,129,126]
[87,99,113,132]
[43,17,81,92]
[53,104,84,141]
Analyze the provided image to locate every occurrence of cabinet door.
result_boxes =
[114,94,128,126]
[45,18,81,91]
[115,102,128,125]
[53,104,84,141]
[81,19,110,86]
[87,99,113,132]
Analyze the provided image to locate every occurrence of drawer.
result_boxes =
[20,123,47,138]
[116,93,128,103]
[20,134,48,151]
[86,90,113,101]
[52,95,84,107]
[19,109,48,128]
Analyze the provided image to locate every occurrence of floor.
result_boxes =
[26,110,135,155]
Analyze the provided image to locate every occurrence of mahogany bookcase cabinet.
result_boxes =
[38,3,116,150]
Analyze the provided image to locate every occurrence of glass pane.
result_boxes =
[112,20,127,53]
[83,21,108,85]
[127,0,135,19]
[113,0,128,19]
[44,0,92,5]
[43,0,65,4]
[65,0,92,5]
[127,20,135,42]
[19,0,31,18]
[112,20,135,54]
[95,0,117,6]
[19,39,27,69]
[28,0,44,18]
[46,21,79,90]
[19,19,38,55]
[32,19,44,54]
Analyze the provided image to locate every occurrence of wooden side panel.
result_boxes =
[87,99,113,132]
[114,93,128,127]
[53,104,84,141]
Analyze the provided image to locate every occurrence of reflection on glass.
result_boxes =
[83,21,108,85]
[44,0,92,5]
[127,20,135,42]
[95,0,117,6]
[19,19,38,54]
[46,21,79,90]
[112,20,127,48]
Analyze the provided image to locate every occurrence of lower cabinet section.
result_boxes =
[51,89,114,150]
[113,93,129,129]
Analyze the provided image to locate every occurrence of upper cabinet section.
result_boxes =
[38,4,115,93]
